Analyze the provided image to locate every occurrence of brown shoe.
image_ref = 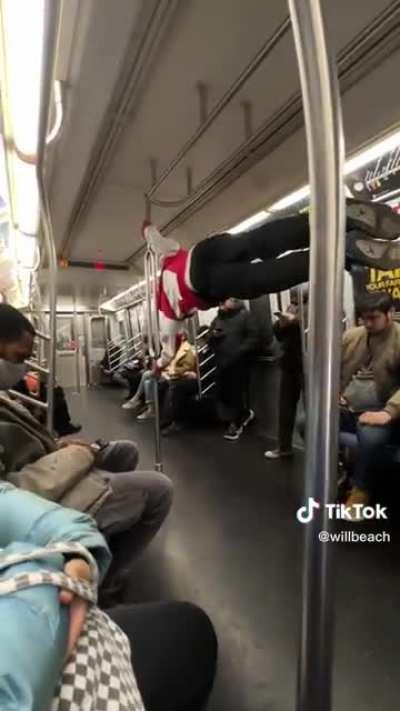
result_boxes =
[344,486,370,522]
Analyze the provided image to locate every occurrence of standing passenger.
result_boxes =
[209,298,258,441]
[265,289,306,459]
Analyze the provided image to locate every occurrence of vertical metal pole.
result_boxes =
[287,2,345,710]
[135,305,142,337]
[297,285,308,389]
[36,0,62,432]
[144,249,163,472]
[190,317,202,398]
[83,314,91,387]
[73,296,81,395]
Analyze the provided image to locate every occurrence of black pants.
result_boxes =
[190,213,358,301]
[216,361,248,426]
[190,213,309,300]
[43,384,73,433]
[278,369,303,451]
[108,602,217,711]
[163,379,198,424]
[125,370,145,399]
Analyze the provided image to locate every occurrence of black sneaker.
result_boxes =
[57,422,82,436]
[346,230,400,270]
[223,423,243,441]
[161,421,185,436]
[346,199,400,241]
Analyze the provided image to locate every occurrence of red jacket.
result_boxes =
[143,225,208,367]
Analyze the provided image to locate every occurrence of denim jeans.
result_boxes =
[297,409,398,493]
[340,409,397,492]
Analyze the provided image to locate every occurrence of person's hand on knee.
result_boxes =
[358,410,392,426]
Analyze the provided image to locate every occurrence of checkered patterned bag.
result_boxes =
[0,542,145,711]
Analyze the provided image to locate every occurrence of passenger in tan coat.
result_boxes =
[340,291,400,516]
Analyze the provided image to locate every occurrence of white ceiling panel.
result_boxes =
[49,0,144,244]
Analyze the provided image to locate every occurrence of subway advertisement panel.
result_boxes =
[351,265,400,313]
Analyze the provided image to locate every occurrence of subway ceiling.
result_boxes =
[41,0,400,300]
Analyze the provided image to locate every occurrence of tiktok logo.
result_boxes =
[296,497,321,523]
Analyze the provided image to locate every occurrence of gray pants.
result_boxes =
[94,440,173,578]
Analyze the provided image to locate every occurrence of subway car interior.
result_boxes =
[1,1,400,710]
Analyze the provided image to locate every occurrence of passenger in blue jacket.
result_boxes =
[0,481,111,710]
[0,482,218,711]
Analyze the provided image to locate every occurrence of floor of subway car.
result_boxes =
[68,387,400,711]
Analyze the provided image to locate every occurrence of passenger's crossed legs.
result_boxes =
[94,440,173,598]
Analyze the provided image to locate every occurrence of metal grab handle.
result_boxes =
[201,381,216,396]
[8,389,48,411]
[144,247,162,472]
[196,328,209,340]
[288,1,345,711]
[25,359,50,376]
[198,353,215,370]
[200,366,217,382]
[189,318,202,398]
[197,344,210,355]
[35,329,50,342]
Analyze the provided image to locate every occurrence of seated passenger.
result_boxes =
[140,200,400,371]
[100,340,122,373]
[123,332,196,421]
[121,354,148,401]
[265,288,306,460]
[161,326,213,435]
[339,292,400,518]
[0,304,173,601]
[0,482,217,711]
[100,340,126,386]
[209,298,258,441]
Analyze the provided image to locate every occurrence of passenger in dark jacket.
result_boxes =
[265,289,307,460]
[209,298,258,441]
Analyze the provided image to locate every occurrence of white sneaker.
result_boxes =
[264,449,294,460]
[137,406,155,421]
[122,397,140,410]
[223,423,244,441]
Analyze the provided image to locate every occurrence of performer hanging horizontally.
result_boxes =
[142,200,400,367]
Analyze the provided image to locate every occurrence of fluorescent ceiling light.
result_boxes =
[229,210,270,235]
[1,0,45,157]
[15,232,39,270]
[0,139,9,210]
[13,160,40,235]
[228,128,400,230]
[344,130,400,176]
[101,280,147,312]
[46,80,63,145]
[269,185,310,212]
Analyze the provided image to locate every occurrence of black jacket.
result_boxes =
[209,303,259,368]
[273,308,304,374]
